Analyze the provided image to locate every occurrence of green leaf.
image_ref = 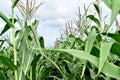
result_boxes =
[29,20,40,47]
[32,20,39,29]
[0,18,17,36]
[70,62,81,78]
[15,30,20,37]
[110,0,120,26]
[37,50,67,80]
[18,26,33,78]
[24,49,34,75]
[75,37,85,44]
[91,46,100,57]
[87,15,100,27]
[103,0,112,9]
[19,29,34,75]
[97,42,113,76]
[94,2,100,14]
[0,56,17,71]
[0,12,13,27]
[111,43,120,56]
[0,67,6,71]
[0,71,5,80]
[46,49,120,79]
[39,67,51,80]
[31,54,41,79]
[39,37,45,48]
[82,31,97,78]
[103,24,110,33]
[96,34,102,42]
[12,0,19,8]
[85,31,97,53]
[102,33,120,43]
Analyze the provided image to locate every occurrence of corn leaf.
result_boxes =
[94,2,100,14]
[32,20,39,29]
[0,71,5,80]
[31,54,41,79]
[82,31,97,78]
[87,15,100,27]
[19,26,34,75]
[0,12,13,27]
[103,0,112,9]
[97,42,113,76]
[0,56,17,71]
[111,43,120,57]
[39,67,51,80]
[12,0,19,8]
[0,18,17,36]
[46,49,120,79]
[85,31,97,53]
[102,33,120,43]
[103,24,110,33]
[103,0,120,26]
[110,0,120,26]
[39,37,45,48]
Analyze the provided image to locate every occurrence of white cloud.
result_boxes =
[56,6,68,17]
[42,18,66,27]
[1,0,112,46]
[0,0,95,46]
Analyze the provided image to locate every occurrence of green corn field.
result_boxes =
[0,0,120,80]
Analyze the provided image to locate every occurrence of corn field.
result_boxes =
[0,0,120,80]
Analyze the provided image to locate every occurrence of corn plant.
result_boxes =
[0,0,44,80]
[53,0,120,80]
[1,0,120,80]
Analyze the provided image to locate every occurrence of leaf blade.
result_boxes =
[45,49,120,79]
[97,42,113,76]
[87,15,100,27]
[0,12,13,27]
[0,18,17,35]
[110,0,120,26]
[0,56,17,71]
[12,0,19,8]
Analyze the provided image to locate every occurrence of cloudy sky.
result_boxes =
[0,0,110,47]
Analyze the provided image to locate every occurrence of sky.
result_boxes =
[0,0,110,47]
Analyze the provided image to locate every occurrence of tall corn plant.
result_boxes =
[0,0,44,80]
[0,0,19,80]
[52,0,120,79]
[0,0,66,80]
[1,0,120,80]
